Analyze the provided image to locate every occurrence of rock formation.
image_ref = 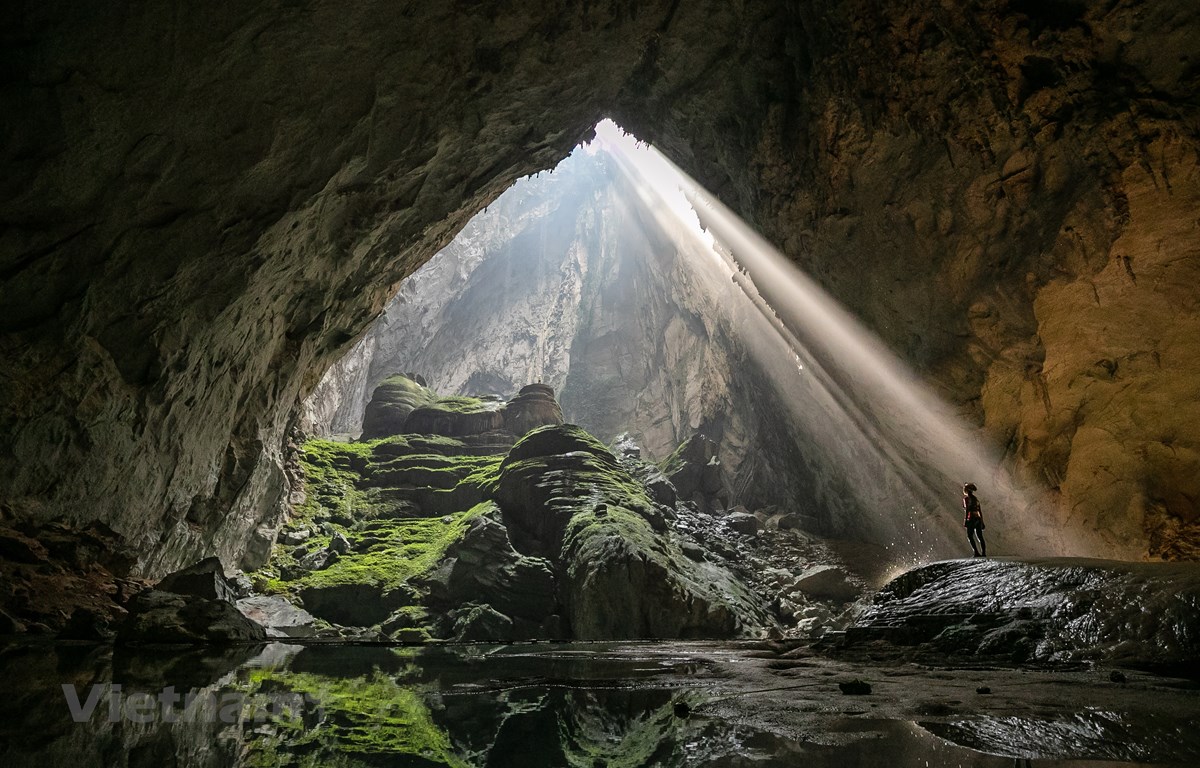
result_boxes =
[839,557,1200,669]
[255,380,867,642]
[2,1,1198,574]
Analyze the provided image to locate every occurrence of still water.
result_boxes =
[1,641,1194,766]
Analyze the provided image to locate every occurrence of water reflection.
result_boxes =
[0,642,1192,767]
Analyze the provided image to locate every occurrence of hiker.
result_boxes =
[963,482,986,557]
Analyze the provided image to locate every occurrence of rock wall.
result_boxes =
[3,0,1198,573]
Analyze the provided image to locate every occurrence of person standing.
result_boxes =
[963,482,986,557]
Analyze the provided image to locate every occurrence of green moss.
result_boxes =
[294,439,377,522]
[241,670,467,766]
[365,453,500,490]
[281,502,491,592]
[561,698,683,768]
[658,439,691,477]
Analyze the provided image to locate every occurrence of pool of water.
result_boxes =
[0,641,1194,766]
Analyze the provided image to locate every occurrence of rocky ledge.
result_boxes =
[837,558,1200,671]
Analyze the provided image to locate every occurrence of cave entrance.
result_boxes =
[260,119,1065,640]
[300,120,1055,561]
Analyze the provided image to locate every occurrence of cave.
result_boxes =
[2,1,1199,765]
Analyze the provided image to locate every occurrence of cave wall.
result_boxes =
[2,0,1197,573]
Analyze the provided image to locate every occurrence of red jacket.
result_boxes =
[963,493,983,525]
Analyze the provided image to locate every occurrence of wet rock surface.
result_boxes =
[117,589,266,645]
[839,558,1200,669]
[0,520,143,635]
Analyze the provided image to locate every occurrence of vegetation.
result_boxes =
[240,669,467,766]
[288,503,489,592]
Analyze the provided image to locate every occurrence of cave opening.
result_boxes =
[5,1,1200,762]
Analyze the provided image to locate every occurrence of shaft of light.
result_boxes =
[593,120,1088,564]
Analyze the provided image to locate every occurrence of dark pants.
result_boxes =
[967,522,986,556]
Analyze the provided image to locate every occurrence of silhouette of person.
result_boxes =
[963,482,986,557]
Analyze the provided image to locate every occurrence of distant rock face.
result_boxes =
[305,152,820,541]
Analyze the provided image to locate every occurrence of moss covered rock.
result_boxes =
[502,383,564,436]
[360,375,438,440]
[259,418,770,641]
[495,424,766,638]
[404,396,506,437]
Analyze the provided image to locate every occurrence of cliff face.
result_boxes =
[2,0,1197,572]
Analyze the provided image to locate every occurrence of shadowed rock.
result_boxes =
[118,589,267,644]
[360,375,438,439]
[502,383,564,436]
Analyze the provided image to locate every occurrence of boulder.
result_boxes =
[425,511,559,626]
[279,528,311,546]
[663,434,723,502]
[298,547,337,572]
[643,474,678,507]
[502,383,564,436]
[329,531,353,555]
[726,511,760,536]
[156,557,235,603]
[236,595,316,638]
[118,589,267,644]
[792,565,862,602]
[611,432,642,460]
[448,603,515,642]
[227,571,255,599]
[360,374,438,439]
[300,582,413,626]
[59,608,118,642]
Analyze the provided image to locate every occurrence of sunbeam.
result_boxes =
[592,119,1094,566]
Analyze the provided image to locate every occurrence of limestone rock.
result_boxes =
[2,0,1199,583]
[501,383,564,436]
[236,595,316,638]
[791,566,863,603]
[156,557,235,603]
[726,511,760,537]
[360,375,438,440]
[421,509,558,628]
[118,589,267,644]
[446,603,516,643]
[663,435,725,505]
[328,531,352,555]
[846,559,1200,666]
[299,582,411,627]
[495,425,768,639]
[404,399,505,438]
